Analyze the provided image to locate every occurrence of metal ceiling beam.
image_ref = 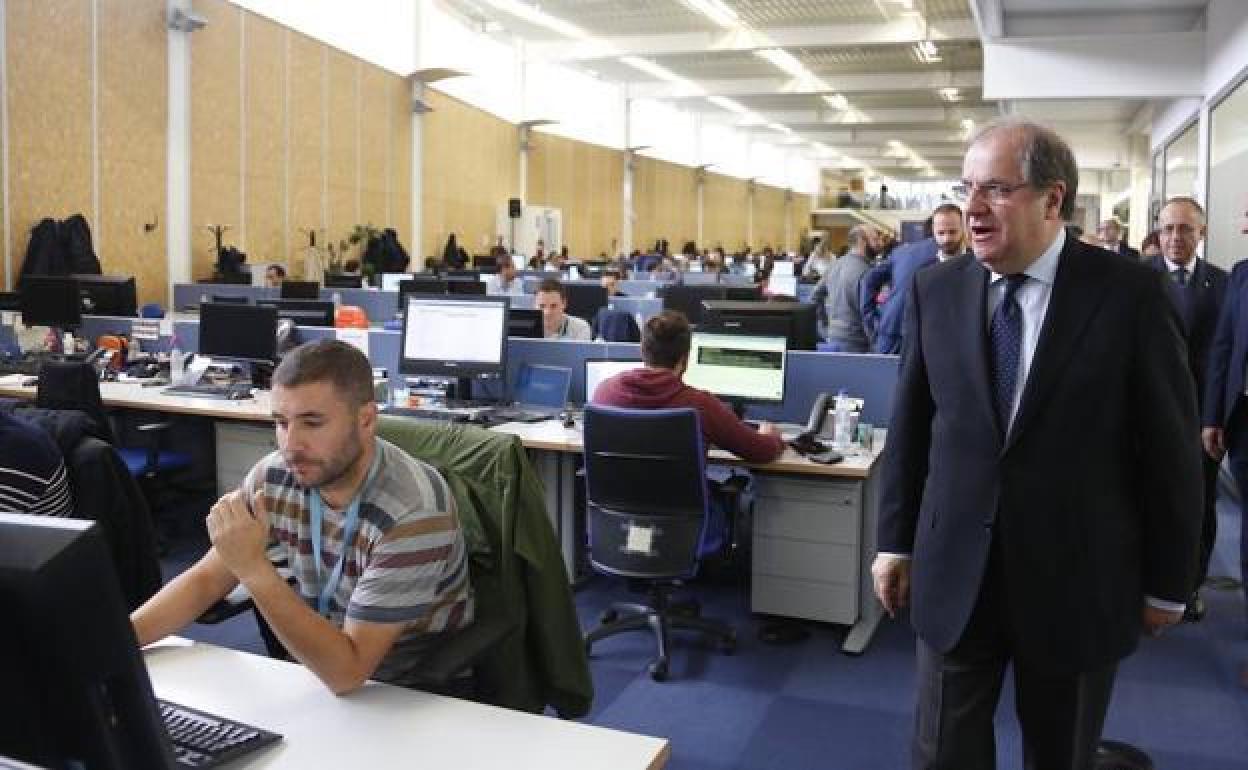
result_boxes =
[527,18,979,62]
[698,106,1000,124]
[628,70,984,99]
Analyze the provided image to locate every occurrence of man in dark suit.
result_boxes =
[1097,218,1141,260]
[1149,197,1227,621]
[872,119,1200,770]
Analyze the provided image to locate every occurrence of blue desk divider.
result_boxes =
[618,279,667,296]
[510,294,536,309]
[174,283,399,323]
[745,352,898,427]
[680,272,719,286]
[174,283,273,310]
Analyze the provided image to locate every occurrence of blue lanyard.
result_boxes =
[307,441,382,616]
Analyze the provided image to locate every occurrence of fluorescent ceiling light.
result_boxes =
[822,94,849,111]
[913,40,942,64]
[766,122,793,135]
[755,48,808,80]
[1167,155,1186,171]
[708,95,750,114]
[939,88,960,102]
[681,0,740,29]
[619,56,704,95]
[481,0,589,40]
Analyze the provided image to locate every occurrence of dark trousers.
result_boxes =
[1222,406,1248,617]
[913,547,1117,770]
[1195,452,1220,593]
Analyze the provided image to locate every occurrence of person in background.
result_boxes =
[442,233,467,270]
[1148,197,1227,623]
[491,259,524,296]
[812,224,874,352]
[802,237,832,278]
[489,236,509,267]
[601,271,623,297]
[527,239,547,269]
[592,311,784,464]
[536,278,591,340]
[1141,230,1162,258]
[265,264,286,288]
[0,411,73,517]
[1097,218,1141,260]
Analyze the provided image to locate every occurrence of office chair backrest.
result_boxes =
[582,406,709,579]
[34,360,114,444]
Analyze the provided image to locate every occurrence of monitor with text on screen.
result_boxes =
[380,272,412,292]
[400,294,508,379]
[683,332,786,403]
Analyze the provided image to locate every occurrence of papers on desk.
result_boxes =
[0,373,28,386]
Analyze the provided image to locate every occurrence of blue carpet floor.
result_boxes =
[166,499,1248,770]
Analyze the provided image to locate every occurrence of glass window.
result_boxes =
[1151,149,1165,228]
[1209,75,1248,266]
[1164,121,1200,205]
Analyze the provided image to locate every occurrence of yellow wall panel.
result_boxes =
[358,64,390,232]
[703,173,748,253]
[243,11,285,269]
[390,77,413,254]
[421,88,516,262]
[97,0,166,304]
[753,184,787,253]
[324,51,357,245]
[632,157,695,253]
[8,0,92,277]
[287,32,324,273]
[190,0,241,279]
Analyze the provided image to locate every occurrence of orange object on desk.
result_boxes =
[334,305,369,329]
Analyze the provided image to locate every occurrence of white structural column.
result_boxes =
[409,3,425,262]
[620,96,635,257]
[166,0,194,305]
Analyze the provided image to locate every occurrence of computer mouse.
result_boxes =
[808,450,844,465]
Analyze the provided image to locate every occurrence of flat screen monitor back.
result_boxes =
[660,285,725,326]
[507,307,543,338]
[72,274,138,317]
[446,279,486,295]
[0,514,177,769]
[564,283,608,325]
[323,273,362,289]
[257,299,335,327]
[280,280,320,299]
[199,302,278,362]
[20,276,82,329]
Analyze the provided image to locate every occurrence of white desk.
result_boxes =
[493,420,886,655]
[145,641,669,770]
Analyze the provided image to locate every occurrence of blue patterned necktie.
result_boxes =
[990,274,1027,429]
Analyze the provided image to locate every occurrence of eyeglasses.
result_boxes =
[951,180,1030,204]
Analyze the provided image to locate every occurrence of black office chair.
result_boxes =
[581,405,737,681]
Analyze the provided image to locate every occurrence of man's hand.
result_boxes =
[1202,427,1225,460]
[205,490,271,582]
[757,421,780,437]
[1142,605,1183,637]
[871,554,911,618]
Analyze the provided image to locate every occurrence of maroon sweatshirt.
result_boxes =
[592,367,786,464]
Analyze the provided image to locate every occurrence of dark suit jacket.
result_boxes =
[878,239,1201,674]
[1148,256,1227,408]
[1203,259,1248,428]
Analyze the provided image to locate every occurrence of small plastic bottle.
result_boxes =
[832,389,856,450]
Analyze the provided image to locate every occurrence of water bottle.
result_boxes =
[832,389,855,451]
[331,291,343,307]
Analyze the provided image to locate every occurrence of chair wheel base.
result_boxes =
[648,660,668,681]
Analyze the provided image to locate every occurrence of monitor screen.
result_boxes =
[399,294,508,379]
[199,302,279,362]
[0,514,177,768]
[584,359,642,404]
[446,270,481,281]
[683,332,786,403]
[700,300,819,351]
[513,363,572,408]
[323,273,362,289]
[563,283,608,325]
[72,274,138,317]
[507,307,543,338]
[256,299,335,327]
[0,291,18,311]
[20,276,82,329]
[380,272,412,292]
[446,279,486,296]
[659,285,727,326]
[279,280,320,300]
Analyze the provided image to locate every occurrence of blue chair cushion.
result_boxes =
[116,447,193,478]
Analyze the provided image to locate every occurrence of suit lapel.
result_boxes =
[951,257,1000,435]
[1004,241,1108,453]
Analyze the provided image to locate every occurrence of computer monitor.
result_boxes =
[210,294,250,304]
[0,514,177,768]
[724,285,762,301]
[683,332,786,404]
[659,285,726,326]
[564,283,608,325]
[72,274,138,317]
[19,276,82,330]
[323,273,362,289]
[446,279,486,296]
[507,307,543,338]
[199,302,278,362]
[446,269,480,281]
[380,272,412,292]
[513,363,572,408]
[256,298,335,327]
[399,294,508,379]
[279,280,320,300]
[584,359,642,405]
[211,272,251,285]
[397,278,449,314]
[700,300,819,351]
[0,291,17,311]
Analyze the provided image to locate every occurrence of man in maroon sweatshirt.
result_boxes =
[592,310,786,464]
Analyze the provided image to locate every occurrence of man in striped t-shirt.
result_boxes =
[0,411,73,517]
[133,340,473,694]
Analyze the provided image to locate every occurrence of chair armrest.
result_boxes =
[407,613,519,689]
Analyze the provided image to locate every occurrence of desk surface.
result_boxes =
[0,376,275,422]
[493,419,882,479]
[146,640,669,770]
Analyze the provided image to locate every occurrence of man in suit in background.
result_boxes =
[872,118,1200,769]
[1149,197,1227,621]
[1097,218,1141,260]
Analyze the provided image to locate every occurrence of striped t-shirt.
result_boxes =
[242,437,474,687]
[0,412,73,517]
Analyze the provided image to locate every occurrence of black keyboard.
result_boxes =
[487,407,554,423]
[0,360,40,376]
[163,383,253,400]
[385,405,477,422]
[159,698,281,768]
